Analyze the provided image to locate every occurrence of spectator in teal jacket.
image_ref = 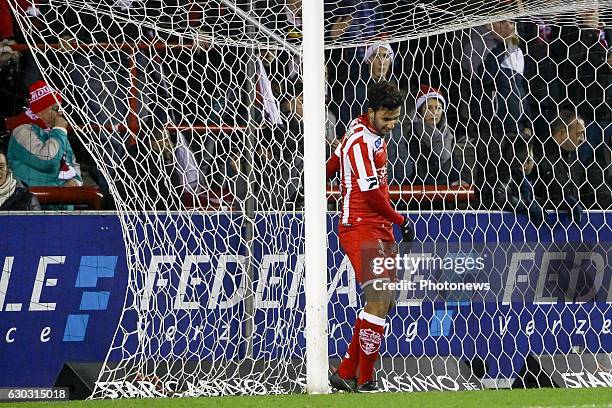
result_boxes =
[8,80,82,189]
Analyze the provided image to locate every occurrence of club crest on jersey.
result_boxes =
[374,137,383,150]
[359,328,382,355]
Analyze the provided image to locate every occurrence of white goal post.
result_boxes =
[302,0,330,395]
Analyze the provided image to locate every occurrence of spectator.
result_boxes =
[557,10,611,125]
[326,0,382,45]
[8,81,82,189]
[481,20,533,139]
[533,110,587,224]
[228,81,304,211]
[460,25,499,78]
[0,151,41,210]
[335,43,395,136]
[517,18,562,138]
[114,125,184,211]
[555,10,612,209]
[256,0,302,82]
[0,39,21,117]
[474,20,534,207]
[494,138,546,226]
[404,85,467,185]
[40,0,186,195]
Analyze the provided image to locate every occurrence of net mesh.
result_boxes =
[6,0,612,397]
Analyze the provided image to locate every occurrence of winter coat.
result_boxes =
[404,109,460,185]
[533,137,581,210]
[481,40,534,137]
[494,169,545,225]
[8,123,81,187]
[0,179,41,211]
[556,26,612,124]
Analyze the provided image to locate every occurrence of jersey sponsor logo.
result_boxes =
[357,175,379,191]
[376,166,388,185]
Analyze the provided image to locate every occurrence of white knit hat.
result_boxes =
[364,43,394,63]
[415,84,446,112]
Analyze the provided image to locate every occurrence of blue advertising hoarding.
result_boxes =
[0,212,611,388]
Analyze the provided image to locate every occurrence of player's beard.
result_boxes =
[378,127,392,137]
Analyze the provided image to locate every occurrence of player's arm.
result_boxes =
[326,143,341,179]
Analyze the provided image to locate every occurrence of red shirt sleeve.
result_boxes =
[326,154,340,179]
[326,143,342,179]
[362,188,405,225]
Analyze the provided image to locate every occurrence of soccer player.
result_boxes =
[327,80,414,392]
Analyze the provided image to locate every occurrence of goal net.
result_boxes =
[9,0,612,397]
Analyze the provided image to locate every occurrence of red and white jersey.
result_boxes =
[336,114,390,227]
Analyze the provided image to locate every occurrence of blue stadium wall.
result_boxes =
[0,211,611,388]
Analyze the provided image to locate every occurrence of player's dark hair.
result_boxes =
[367,80,404,112]
[550,109,580,136]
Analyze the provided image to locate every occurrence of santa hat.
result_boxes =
[364,43,394,63]
[415,84,446,112]
[28,80,62,114]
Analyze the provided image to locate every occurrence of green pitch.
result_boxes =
[13,388,612,408]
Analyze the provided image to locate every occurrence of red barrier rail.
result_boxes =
[327,184,475,203]
[29,186,103,210]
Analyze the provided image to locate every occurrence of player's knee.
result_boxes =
[388,297,396,312]
[366,301,389,318]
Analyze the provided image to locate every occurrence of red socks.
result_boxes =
[337,310,386,385]
[337,316,362,379]
[357,311,385,385]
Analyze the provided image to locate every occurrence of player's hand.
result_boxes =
[566,196,583,225]
[569,202,584,225]
[400,216,415,243]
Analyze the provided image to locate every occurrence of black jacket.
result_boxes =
[481,41,534,137]
[556,25,612,123]
[494,169,545,225]
[0,182,42,211]
[533,137,581,210]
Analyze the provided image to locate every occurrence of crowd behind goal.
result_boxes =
[0,0,610,221]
